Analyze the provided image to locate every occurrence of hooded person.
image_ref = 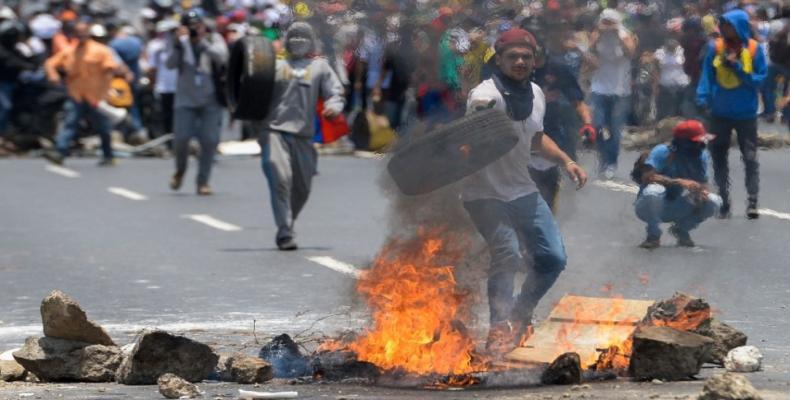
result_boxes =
[463,28,587,355]
[258,21,345,251]
[633,120,722,249]
[696,9,767,219]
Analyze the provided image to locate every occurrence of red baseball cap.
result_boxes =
[495,28,538,53]
[673,119,715,143]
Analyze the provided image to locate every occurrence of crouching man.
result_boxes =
[634,120,722,249]
[463,29,587,354]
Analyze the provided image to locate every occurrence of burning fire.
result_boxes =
[344,228,484,376]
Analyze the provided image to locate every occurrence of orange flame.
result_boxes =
[346,228,484,376]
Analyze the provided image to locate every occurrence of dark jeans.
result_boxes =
[55,98,113,159]
[761,63,790,116]
[173,103,222,186]
[708,117,759,206]
[656,85,686,120]
[591,93,629,170]
[0,81,14,135]
[159,92,175,135]
[464,192,567,325]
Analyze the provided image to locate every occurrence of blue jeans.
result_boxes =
[591,93,629,170]
[173,103,222,186]
[55,98,114,159]
[761,63,790,116]
[635,184,722,240]
[0,81,14,135]
[464,192,567,325]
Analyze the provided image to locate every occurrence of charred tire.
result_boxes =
[387,109,519,196]
[226,36,276,120]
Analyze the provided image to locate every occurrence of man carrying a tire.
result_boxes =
[463,29,588,354]
[258,22,345,251]
[167,9,228,196]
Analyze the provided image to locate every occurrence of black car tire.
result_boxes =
[226,36,276,120]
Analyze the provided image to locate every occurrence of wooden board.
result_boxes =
[505,295,655,365]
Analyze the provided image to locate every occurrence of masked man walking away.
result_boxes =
[463,29,587,354]
[634,120,722,249]
[167,10,228,195]
[259,22,345,250]
[44,21,122,166]
[697,9,767,219]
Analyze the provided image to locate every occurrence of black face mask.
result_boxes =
[492,68,534,121]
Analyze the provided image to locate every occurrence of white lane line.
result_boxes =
[107,187,148,201]
[45,165,80,178]
[593,180,639,194]
[306,256,362,278]
[182,214,242,232]
[594,180,790,222]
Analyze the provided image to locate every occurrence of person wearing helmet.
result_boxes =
[166,9,228,195]
[258,22,345,251]
[43,21,124,166]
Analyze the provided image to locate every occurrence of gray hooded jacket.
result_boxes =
[261,22,346,137]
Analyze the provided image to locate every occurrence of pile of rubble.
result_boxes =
[1,290,273,399]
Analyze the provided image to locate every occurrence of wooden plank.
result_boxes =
[546,295,655,325]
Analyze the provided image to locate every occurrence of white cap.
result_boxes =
[0,6,16,20]
[89,24,108,38]
[155,19,179,33]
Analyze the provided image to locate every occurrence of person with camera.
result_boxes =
[166,9,228,196]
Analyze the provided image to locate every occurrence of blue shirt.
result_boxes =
[110,36,143,79]
[644,144,711,199]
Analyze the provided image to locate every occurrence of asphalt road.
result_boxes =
[1,145,790,398]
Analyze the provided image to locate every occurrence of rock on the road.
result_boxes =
[157,373,202,399]
[541,352,582,385]
[629,326,713,381]
[216,353,274,384]
[698,372,763,400]
[40,290,115,346]
[12,336,121,382]
[694,319,748,365]
[0,359,27,382]
[116,330,218,385]
[725,346,763,373]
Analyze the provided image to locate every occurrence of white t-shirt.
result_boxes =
[462,79,544,202]
[655,46,689,87]
[591,29,632,96]
[146,38,178,94]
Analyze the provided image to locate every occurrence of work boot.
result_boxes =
[276,236,298,251]
[485,321,519,356]
[43,151,64,166]
[638,236,660,250]
[669,225,695,247]
[746,198,759,220]
[169,173,183,191]
[197,184,212,196]
[717,202,732,219]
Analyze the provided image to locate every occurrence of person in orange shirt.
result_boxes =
[43,22,124,165]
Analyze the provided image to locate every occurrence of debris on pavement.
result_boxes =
[116,329,219,385]
[0,359,27,382]
[218,353,274,384]
[698,372,763,400]
[540,352,582,385]
[311,350,380,382]
[238,389,299,399]
[628,326,713,381]
[40,289,116,346]
[724,346,763,373]
[157,373,202,399]
[694,319,748,365]
[12,336,121,382]
[258,334,310,378]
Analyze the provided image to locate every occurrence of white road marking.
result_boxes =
[182,214,242,232]
[107,187,148,201]
[593,180,639,194]
[45,165,80,178]
[306,256,362,278]
[594,180,790,222]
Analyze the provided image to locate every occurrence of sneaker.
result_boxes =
[485,321,519,356]
[601,166,615,180]
[196,184,212,196]
[717,203,732,219]
[669,225,695,247]
[169,173,183,191]
[276,237,298,251]
[638,237,661,250]
[43,151,64,165]
[746,200,759,220]
[97,158,117,167]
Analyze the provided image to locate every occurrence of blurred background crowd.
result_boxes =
[0,0,788,156]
